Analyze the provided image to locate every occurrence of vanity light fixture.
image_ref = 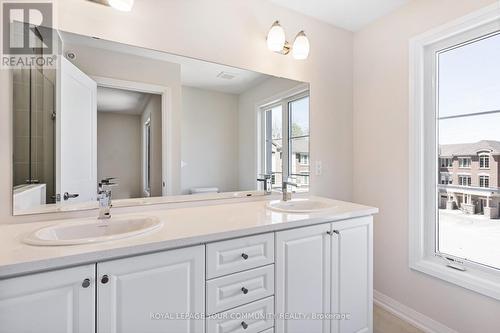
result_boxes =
[267,21,288,53]
[266,21,310,60]
[292,31,310,60]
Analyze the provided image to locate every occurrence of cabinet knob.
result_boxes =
[241,321,248,329]
[241,287,249,294]
[241,253,249,260]
[82,278,91,288]
[101,275,109,284]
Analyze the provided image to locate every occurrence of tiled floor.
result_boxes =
[374,305,424,333]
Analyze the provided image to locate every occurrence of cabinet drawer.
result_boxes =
[207,296,274,333]
[207,265,274,314]
[207,233,274,278]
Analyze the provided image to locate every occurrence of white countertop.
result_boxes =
[0,196,378,279]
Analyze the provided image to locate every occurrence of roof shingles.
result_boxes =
[439,140,500,156]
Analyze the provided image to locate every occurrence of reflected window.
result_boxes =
[262,91,309,191]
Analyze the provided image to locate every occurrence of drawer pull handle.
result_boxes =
[82,278,91,288]
[241,321,248,329]
[241,287,249,294]
[241,253,249,260]
[101,275,109,284]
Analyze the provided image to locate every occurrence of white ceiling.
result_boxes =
[60,32,272,95]
[97,86,153,115]
[268,0,410,31]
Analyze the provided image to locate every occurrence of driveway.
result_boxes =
[439,209,500,269]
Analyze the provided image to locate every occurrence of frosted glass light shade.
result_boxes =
[267,21,286,52]
[108,0,134,11]
[292,31,310,60]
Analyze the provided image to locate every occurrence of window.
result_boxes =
[436,30,500,271]
[479,175,490,188]
[458,157,471,168]
[440,158,452,168]
[479,154,490,169]
[440,173,452,185]
[297,153,309,165]
[458,175,471,187]
[410,6,500,301]
[262,91,310,191]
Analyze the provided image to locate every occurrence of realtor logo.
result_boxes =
[1,1,57,68]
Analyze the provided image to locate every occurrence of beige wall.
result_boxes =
[181,86,239,194]
[353,0,500,332]
[97,112,141,199]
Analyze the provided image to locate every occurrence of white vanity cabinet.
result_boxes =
[276,216,373,333]
[0,213,373,333]
[275,223,332,333]
[97,245,205,333]
[0,246,205,333]
[0,264,96,333]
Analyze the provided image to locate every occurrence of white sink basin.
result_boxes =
[24,215,163,246]
[267,198,336,213]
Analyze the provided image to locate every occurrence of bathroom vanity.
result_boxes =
[3,23,377,333]
[0,197,377,333]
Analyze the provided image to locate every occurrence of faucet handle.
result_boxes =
[101,177,117,185]
[283,180,298,187]
[100,178,118,188]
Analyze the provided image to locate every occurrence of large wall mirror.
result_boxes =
[11,29,310,215]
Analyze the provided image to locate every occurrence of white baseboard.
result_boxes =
[373,290,457,333]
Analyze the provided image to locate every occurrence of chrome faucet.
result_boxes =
[257,174,273,195]
[97,178,116,220]
[282,178,298,202]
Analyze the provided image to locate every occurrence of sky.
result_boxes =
[438,32,500,144]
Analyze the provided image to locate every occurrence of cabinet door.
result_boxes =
[0,264,95,333]
[97,245,205,333]
[275,224,331,333]
[331,217,373,333]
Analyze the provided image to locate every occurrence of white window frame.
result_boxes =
[479,175,490,188]
[479,153,490,169]
[440,157,452,168]
[458,175,471,187]
[409,3,500,300]
[260,87,310,191]
[458,157,471,168]
[439,172,452,185]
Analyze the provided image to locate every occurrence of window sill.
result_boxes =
[410,257,500,300]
